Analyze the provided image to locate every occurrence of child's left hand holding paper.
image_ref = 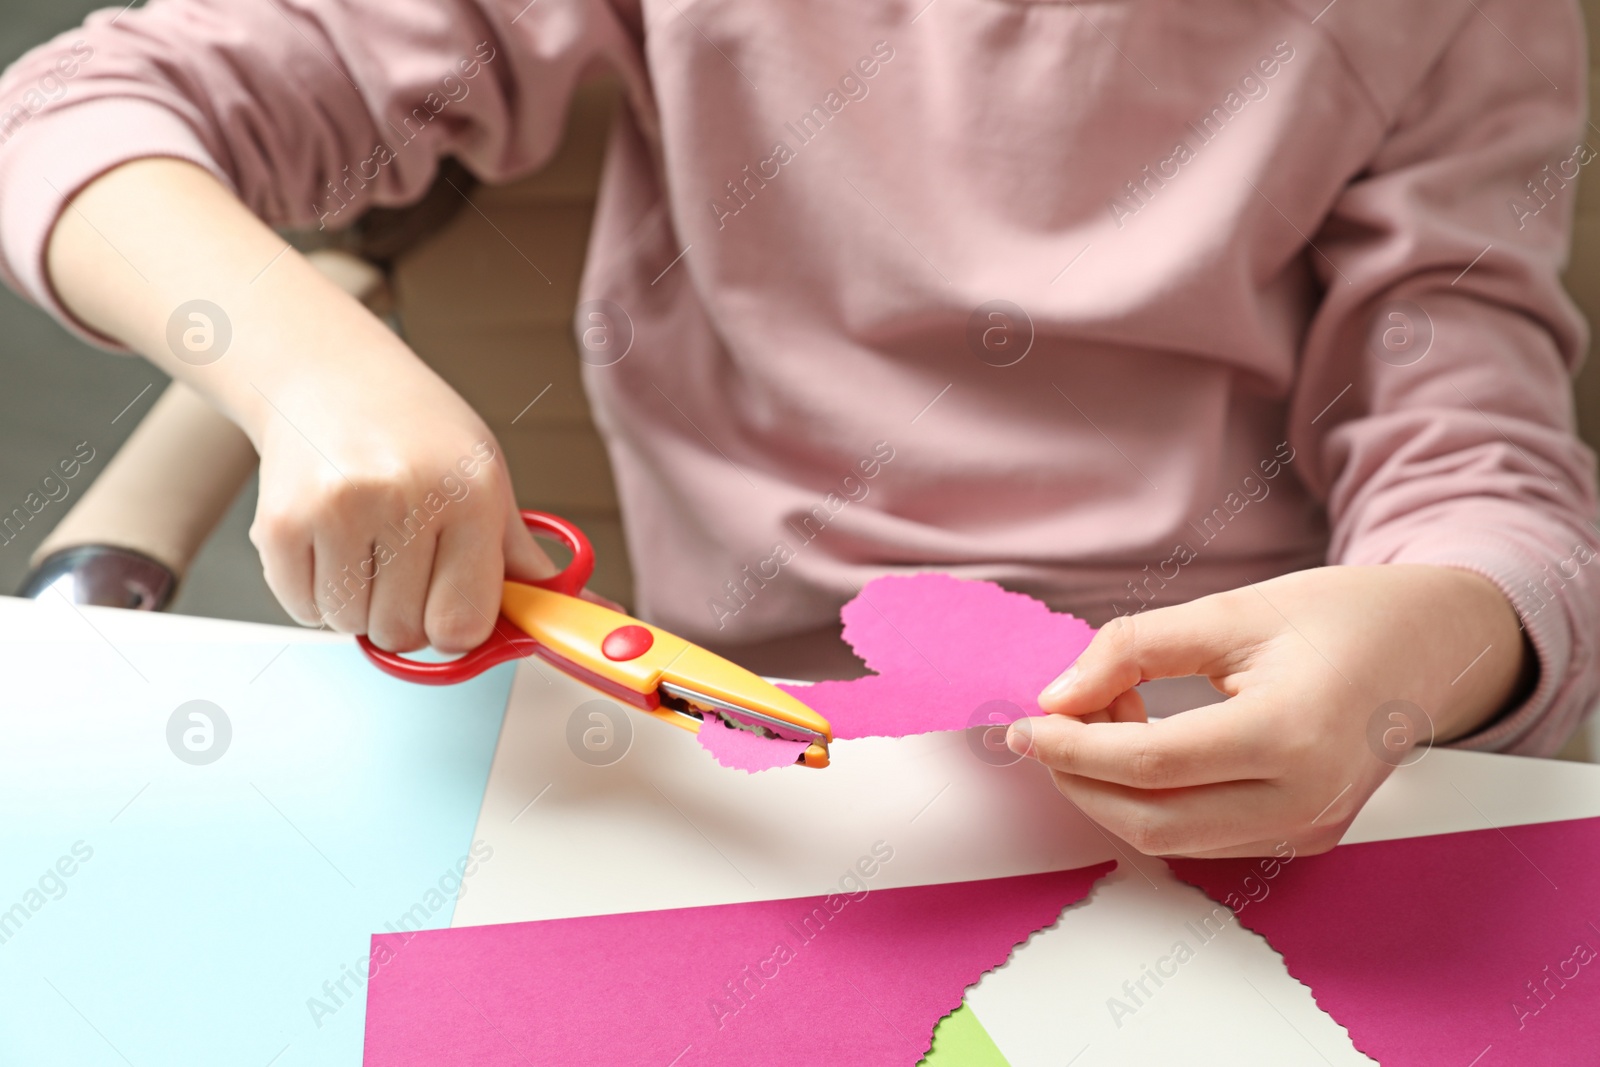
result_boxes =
[1008,564,1532,858]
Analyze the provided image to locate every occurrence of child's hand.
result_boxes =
[45,159,554,653]
[251,374,553,652]
[1009,565,1530,858]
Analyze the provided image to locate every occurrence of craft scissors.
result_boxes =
[358,511,833,768]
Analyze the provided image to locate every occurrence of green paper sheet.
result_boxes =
[922,1004,1010,1066]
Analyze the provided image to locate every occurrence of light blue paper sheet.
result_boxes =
[0,638,512,1065]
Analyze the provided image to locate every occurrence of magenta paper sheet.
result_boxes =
[1168,816,1600,1066]
[363,863,1114,1066]
[699,574,1096,771]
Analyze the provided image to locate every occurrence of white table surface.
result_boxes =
[8,594,1598,1065]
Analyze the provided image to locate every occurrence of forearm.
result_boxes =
[44,157,440,445]
[1416,565,1535,744]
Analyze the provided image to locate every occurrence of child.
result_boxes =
[1,0,1594,858]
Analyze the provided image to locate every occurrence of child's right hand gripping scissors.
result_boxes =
[359,511,833,768]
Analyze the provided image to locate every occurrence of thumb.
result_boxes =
[501,502,559,585]
[1038,600,1249,716]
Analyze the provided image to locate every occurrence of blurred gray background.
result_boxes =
[0,0,290,625]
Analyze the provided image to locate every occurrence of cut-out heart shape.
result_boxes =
[698,574,1096,771]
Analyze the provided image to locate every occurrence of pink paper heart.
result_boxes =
[698,574,1096,771]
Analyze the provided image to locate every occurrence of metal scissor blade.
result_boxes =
[658,681,827,744]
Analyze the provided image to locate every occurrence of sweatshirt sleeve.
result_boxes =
[1289,0,1599,755]
[0,0,635,345]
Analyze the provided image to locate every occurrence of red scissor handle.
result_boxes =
[357,510,595,685]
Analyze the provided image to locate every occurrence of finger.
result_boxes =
[1173,839,1285,859]
[1009,697,1279,789]
[424,513,503,653]
[1177,835,1336,859]
[501,501,558,585]
[312,524,375,634]
[365,524,437,652]
[1050,771,1288,856]
[1106,687,1148,724]
[1062,688,1144,726]
[1039,600,1260,716]
[250,511,318,626]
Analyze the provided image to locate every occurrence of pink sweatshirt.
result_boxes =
[1,0,1596,753]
